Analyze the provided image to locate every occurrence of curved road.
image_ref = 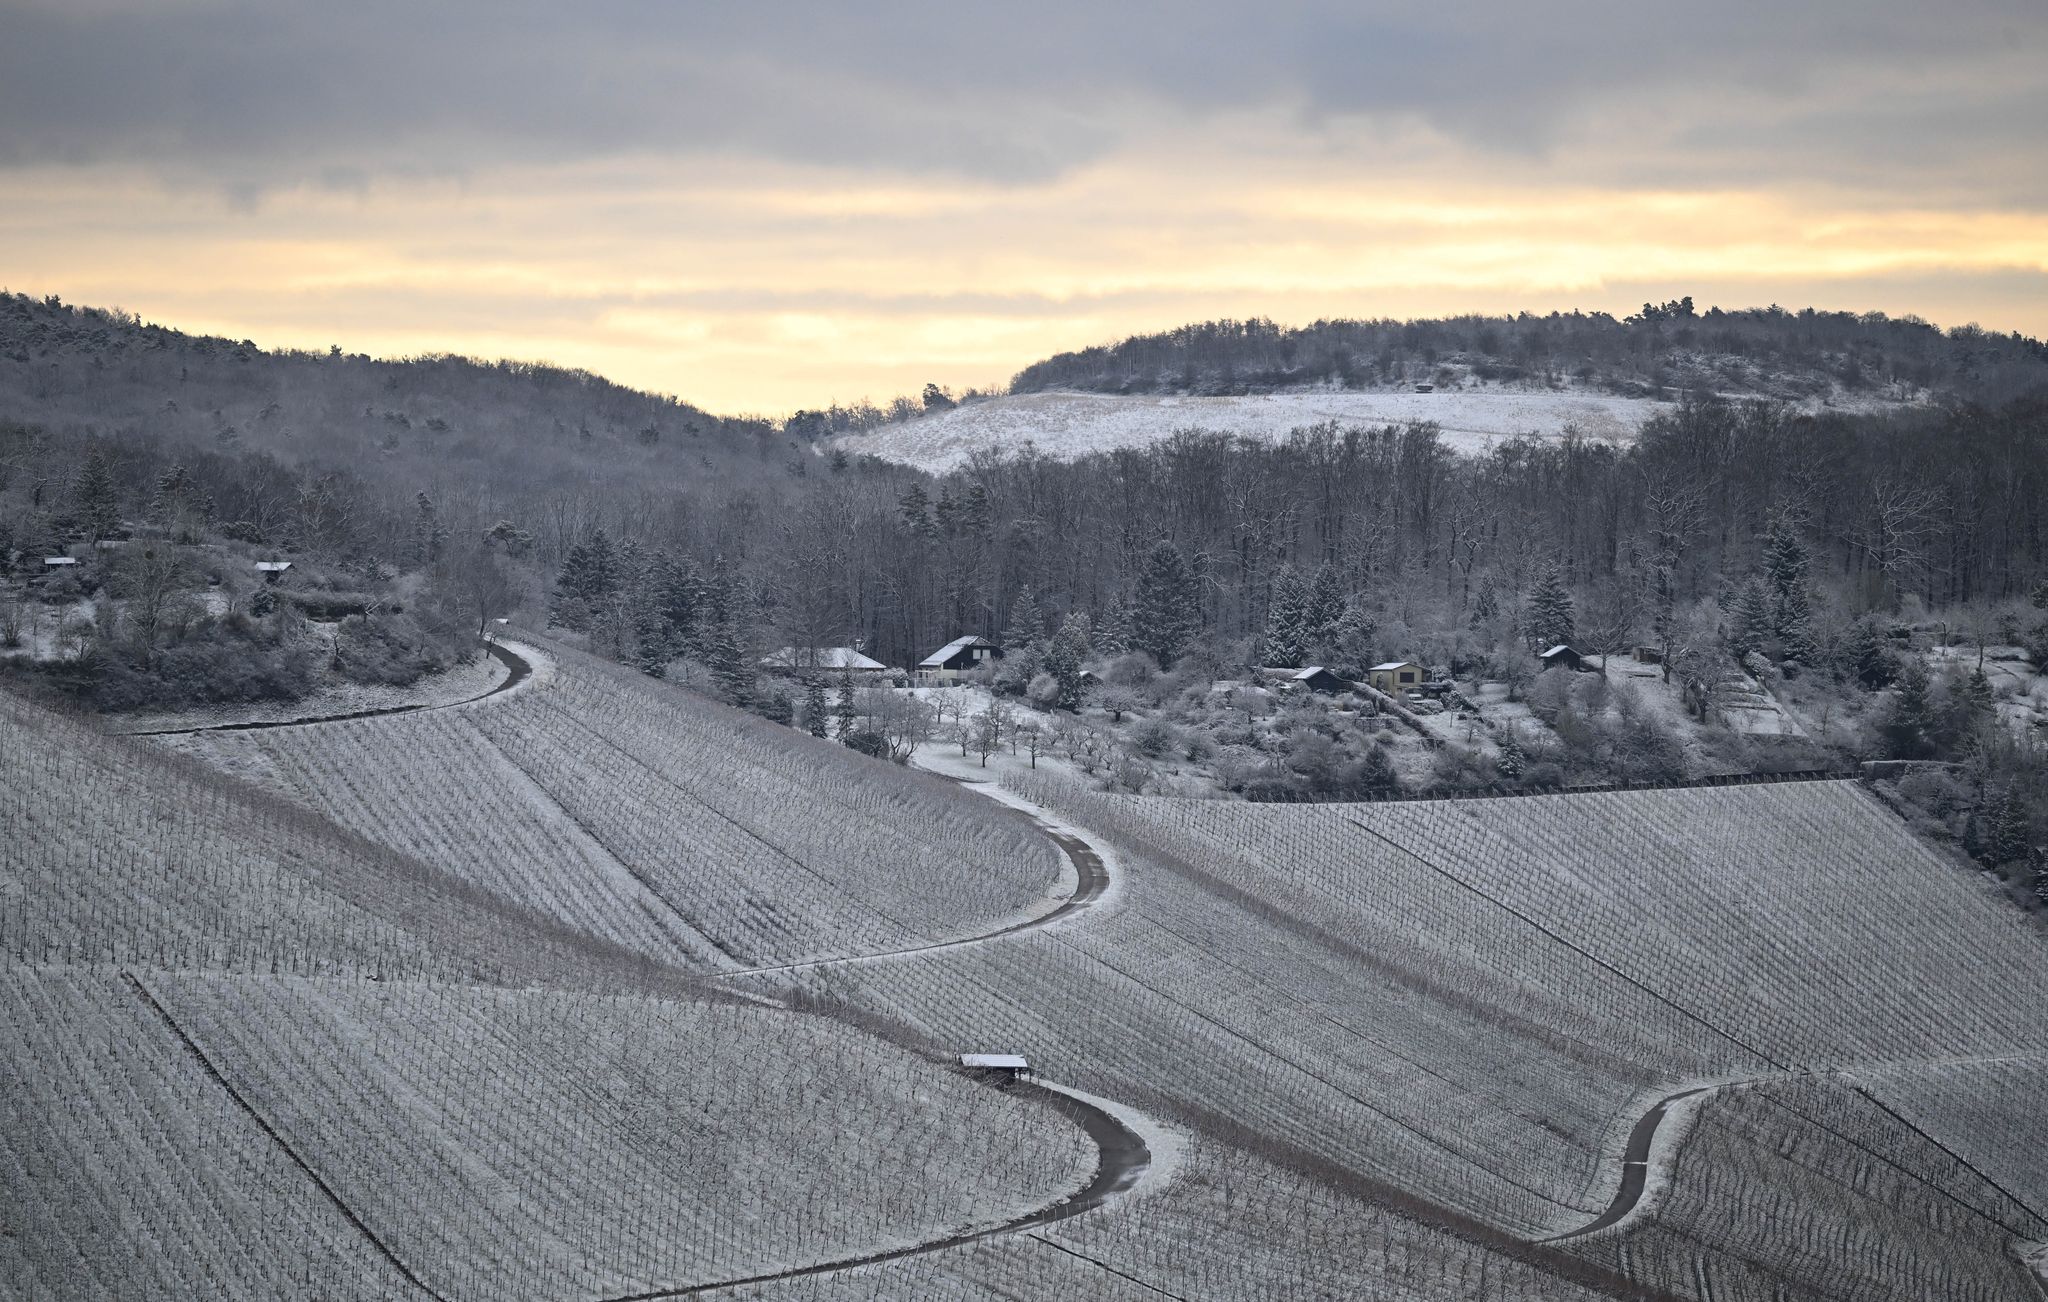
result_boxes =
[1537,1085,1708,1243]
[604,1078,1151,1300]
[123,639,532,737]
[716,822,1110,978]
[122,640,1159,1295]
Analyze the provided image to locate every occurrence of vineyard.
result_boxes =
[7,634,2048,1300]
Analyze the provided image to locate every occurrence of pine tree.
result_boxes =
[1495,728,1525,780]
[654,553,703,654]
[803,676,829,738]
[1986,786,2032,868]
[1525,560,1575,651]
[1762,513,1817,663]
[1305,563,1346,648]
[550,543,595,630]
[408,491,449,568]
[1842,618,1894,689]
[1007,585,1046,652]
[1262,566,1310,667]
[898,484,936,538]
[1045,613,1090,710]
[73,447,119,543]
[1728,578,1773,661]
[1470,574,1500,629]
[1134,540,1199,666]
[1878,659,1936,759]
[1095,602,1132,656]
[833,674,858,740]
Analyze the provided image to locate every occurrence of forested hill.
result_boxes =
[0,291,810,525]
[1009,301,2048,405]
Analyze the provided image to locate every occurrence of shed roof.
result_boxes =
[918,635,997,668]
[42,556,78,566]
[1368,661,1418,672]
[959,1053,1029,1070]
[254,561,293,572]
[1539,644,1578,658]
[760,645,889,671]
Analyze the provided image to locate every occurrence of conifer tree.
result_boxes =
[1728,578,1773,661]
[1095,602,1132,656]
[1470,574,1500,629]
[1134,540,1199,666]
[1762,513,1817,663]
[803,675,830,738]
[898,484,936,538]
[73,447,119,543]
[1987,785,2032,868]
[1045,613,1090,710]
[1007,585,1046,652]
[1878,659,1936,759]
[1262,566,1310,667]
[1842,618,1894,689]
[1305,562,1346,648]
[833,673,858,739]
[1524,560,1575,651]
[408,491,449,568]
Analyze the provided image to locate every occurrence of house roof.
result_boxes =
[42,556,78,566]
[759,646,889,671]
[959,1053,1029,1070]
[1368,661,1418,672]
[1539,644,1578,658]
[254,561,293,572]
[918,635,997,668]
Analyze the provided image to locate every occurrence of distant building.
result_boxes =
[254,560,293,583]
[916,635,1002,683]
[1366,661,1425,696]
[1413,382,1435,393]
[1255,665,1352,694]
[1539,644,1587,672]
[1632,645,1665,665]
[41,557,79,568]
[759,646,891,677]
[959,1053,1031,1079]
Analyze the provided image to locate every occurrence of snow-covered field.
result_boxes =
[834,388,1678,471]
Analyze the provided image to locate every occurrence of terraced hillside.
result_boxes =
[10,638,2048,1301]
[0,682,1100,1301]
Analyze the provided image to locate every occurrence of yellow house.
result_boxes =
[1366,661,1424,696]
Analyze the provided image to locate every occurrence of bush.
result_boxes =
[331,610,468,687]
[1131,716,1180,759]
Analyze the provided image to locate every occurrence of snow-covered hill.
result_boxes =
[832,388,1673,471]
[833,385,1925,472]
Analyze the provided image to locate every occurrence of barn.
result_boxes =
[759,646,891,677]
[916,635,1002,683]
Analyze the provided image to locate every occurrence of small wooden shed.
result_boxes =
[959,1053,1031,1079]
[1539,644,1586,672]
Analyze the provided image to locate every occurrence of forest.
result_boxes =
[1010,300,2048,405]
[5,291,2048,884]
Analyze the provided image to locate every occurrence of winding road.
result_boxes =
[115,645,1163,1298]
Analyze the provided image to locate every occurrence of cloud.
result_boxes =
[1,0,2043,199]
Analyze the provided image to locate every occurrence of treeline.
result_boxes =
[1011,302,2048,405]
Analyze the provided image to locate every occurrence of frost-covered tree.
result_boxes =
[1045,613,1090,710]
[408,491,449,568]
[1261,566,1310,667]
[1305,562,1346,648]
[1006,585,1046,652]
[803,675,829,738]
[1728,578,1774,661]
[833,673,858,740]
[1841,618,1894,689]
[1134,540,1200,666]
[1525,560,1575,650]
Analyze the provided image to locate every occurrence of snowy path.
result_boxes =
[1543,1055,2048,1245]
[609,1076,1155,1300]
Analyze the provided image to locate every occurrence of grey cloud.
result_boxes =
[0,0,2042,195]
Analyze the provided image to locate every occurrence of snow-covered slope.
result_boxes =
[834,388,1676,471]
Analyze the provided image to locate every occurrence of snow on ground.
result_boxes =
[833,387,1677,472]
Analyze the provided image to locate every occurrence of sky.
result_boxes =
[4,0,2046,415]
